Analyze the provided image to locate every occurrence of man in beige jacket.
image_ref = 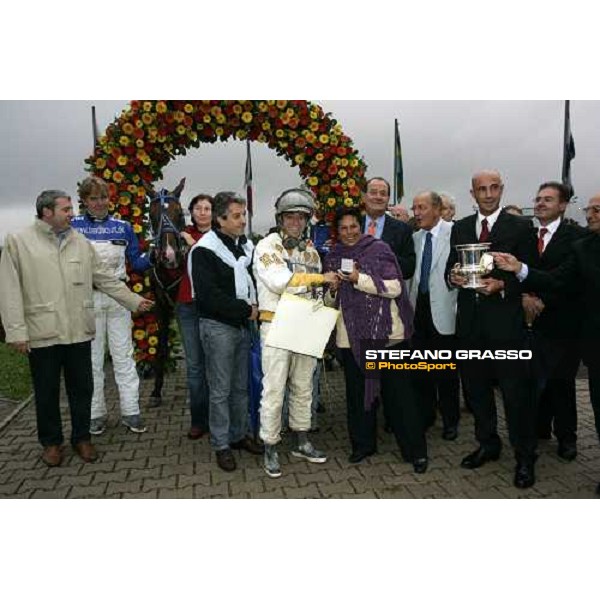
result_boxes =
[0,190,152,467]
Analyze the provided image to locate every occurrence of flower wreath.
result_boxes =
[84,100,367,367]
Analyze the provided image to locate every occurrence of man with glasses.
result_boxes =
[72,176,151,435]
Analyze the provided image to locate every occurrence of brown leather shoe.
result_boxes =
[187,426,206,440]
[73,441,98,463]
[230,435,264,455]
[41,445,63,467]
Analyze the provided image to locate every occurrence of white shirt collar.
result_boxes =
[477,206,502,230]
[534,216,562,234]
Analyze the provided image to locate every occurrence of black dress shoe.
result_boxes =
[348,449,376,464]
[216,449,236,472]
[442,426,458,441]
[514,462,535,489]
[557,441,577,462]
[461,447,500,469]
[231,436,264,455]
[413,457,429,474]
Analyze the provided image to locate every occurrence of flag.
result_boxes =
[394,118,404,205]
[91,105,100,150]
[245,139,253,216]
[562,100,576,198]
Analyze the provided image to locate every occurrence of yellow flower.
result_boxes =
[347,178,356,187]
[148,336,158,347]
[142,156,151,166]
[95,157,106,169]
[308,176,319,187]
[344,197,354,207]
[118,195,129,205]
[108,202,115,212]
[122,123,134,135]
[258,102,268,112]
[132,206,141,217]
[341,158,349,167]
[135,139,144,148]
[327,197,336,207]
[176,125,186,135]
[133,328,146,340]
[294,154,305,164]
[310,111,318,119]
[148,347,157,355]
[315,153,324,162]
[210,106,222,116]
[309,122,319,132]
[173,111,185,123]
[233,104,242,115]
[241,112,253,124]
[350,159,359,168]
[128,184,138,194]
[235,129,247,140]
[319,134,329,144]
[119,136,130,146]
[257,133,267,143]
[306,132,317,143]
[156,101,167,114]
[103,168,112,179]
[216,113,226,124]
[203,114,212,123]
[338,169,347,179]
[143,101,153,112]
[184,103,194,113]
[132,283,143,293]
[275,129,285,138]
[276,100,287,109]
[117,156,128,166]
[309,160,317,169]
[144,276,151,286]
[113,171,124,184]
[215,127,224,137]
[133,223,142,234]
[261,122,271,131]
[188,131,198,142]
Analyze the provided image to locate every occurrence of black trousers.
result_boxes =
[588,366,600,442]
[340,343,427,461]
[413,292,460,429]
[461,351,538,464]
[28,341,93,447]
[536,336,580,444]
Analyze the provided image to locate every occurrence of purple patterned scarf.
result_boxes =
[325,235,414,409]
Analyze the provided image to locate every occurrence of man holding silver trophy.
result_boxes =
[445,170,539,488]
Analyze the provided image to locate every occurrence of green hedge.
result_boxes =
[0,343,32,401]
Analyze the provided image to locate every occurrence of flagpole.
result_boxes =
[245,139,254,237]
[561,100,576,199]
[91,105,99,151]
[393,119,397,205]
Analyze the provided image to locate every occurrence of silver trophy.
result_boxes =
[454,243,494,288]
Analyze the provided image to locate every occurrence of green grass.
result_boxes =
[0,342,32,401]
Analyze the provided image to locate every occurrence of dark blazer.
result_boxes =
[526,232,600,365]
[362,215,416,279]
[445,210,537,340]
[524,221,587,339]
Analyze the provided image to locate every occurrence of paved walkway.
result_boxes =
[0,364,598,499]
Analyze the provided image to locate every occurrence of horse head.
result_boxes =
[146,178,186,270]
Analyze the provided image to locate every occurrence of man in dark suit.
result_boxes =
[522,182,586,461]
[493,193,600,495]
[362,177,416,279]
[445,170,539,488]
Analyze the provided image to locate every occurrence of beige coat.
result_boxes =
[0,219,143,349]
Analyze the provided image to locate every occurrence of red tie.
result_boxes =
[537,227,548,255]
[367,220,376,236]
[479,218,490,242]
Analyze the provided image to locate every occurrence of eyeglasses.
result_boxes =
[581,206,600,215]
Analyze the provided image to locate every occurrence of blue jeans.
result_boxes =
[176,302,209,430]
[199,318,250,450]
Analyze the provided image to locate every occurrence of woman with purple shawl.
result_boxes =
[325,207,428,473]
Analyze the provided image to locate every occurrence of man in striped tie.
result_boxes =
[445,170,539,488]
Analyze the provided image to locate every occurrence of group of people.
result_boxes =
[1,170,599,496]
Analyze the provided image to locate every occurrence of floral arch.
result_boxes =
[84,100,368,365]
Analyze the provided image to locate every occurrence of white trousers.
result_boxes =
[90,291,140,419]
[259,322,316,445]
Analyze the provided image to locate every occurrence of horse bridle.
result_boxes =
[149,189,186,303]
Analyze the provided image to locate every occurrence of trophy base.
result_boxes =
[462,273,487,289]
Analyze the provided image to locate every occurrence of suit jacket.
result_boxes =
[408,219,457,335]
[444,210,537,341]
[525,232,600,365]
[361,214,416,280]
[524,220,586,340]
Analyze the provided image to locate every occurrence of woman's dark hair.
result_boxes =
[188,194,213,227]
[334,206,362,229]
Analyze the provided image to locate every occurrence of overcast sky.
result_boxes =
[1,99,598,244]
